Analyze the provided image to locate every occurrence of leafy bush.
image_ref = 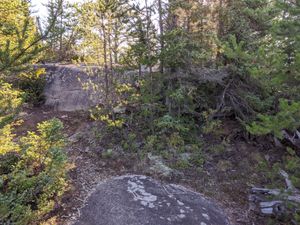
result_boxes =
[17,68,46,105]
[191,151,205,168]
[167,132,185,152]
[243,93,274,113]
[155,115,189,134]
[0,82,23,127]
[90,105,124,128]
[247,99,300,139]
[122,132,138,152]
[142,135,166,154]
[222,35,252,73]
[0,122,20,155]
[0,119,68,225]
[201,109,222,135]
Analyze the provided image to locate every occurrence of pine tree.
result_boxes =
[124,2,157,76]
[0,0,63,74]
[273,0,300,92]
[0,0,40,74]
[45,0,80,62]
[218,0,275,50]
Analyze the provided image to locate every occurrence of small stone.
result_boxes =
[113,105,126,114]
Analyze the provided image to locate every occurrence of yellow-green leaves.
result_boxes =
[0,0,40,72]
[0,119,67,225]
[0,123,20,155]
[0,82,23,127]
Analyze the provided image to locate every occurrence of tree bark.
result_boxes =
[101,15,109,104]
[158,0,164,74]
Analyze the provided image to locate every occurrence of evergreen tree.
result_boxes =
[0,0,63,74]
[123,2,157,76]
[218,0,275,50]
[0,0,40,74]
[272,0,300,94]
[45,0,80,62]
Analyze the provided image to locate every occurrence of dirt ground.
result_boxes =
[15,105,279,225]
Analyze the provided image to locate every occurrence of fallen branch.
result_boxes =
[249,170,300,220]
[281,130,300,151]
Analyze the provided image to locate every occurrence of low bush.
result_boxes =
[0,119,68,225]
[247,99,300,139]
[0,82,23,127]
[17,68,46,105]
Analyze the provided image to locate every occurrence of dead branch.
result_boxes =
[281,130,300,151]
[249,169,300,220]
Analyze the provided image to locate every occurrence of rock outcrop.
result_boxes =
[74,175,230,225]
[42,64,100,111]
[41,64,228,113]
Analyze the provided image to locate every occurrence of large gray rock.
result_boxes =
[42,64,100,111]
[41,64,141,112]
[74,175,230,225]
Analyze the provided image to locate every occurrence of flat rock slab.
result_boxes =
[42,64,101,111]
[75,175,230,225]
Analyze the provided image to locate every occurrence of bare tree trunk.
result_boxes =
[108,17,113,71]
[145,0,154,133]
[59,0,64,61]
[166,0,178,115]
[216,0,224,66]
[145,0,152,75]
[101,15,109,104]
[158,0,164,74]
[113,23,119,65]
[138,64,142,78]
[108,24,114,95]
[218,0,224,38]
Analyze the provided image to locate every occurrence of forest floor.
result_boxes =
[15,105,280,225]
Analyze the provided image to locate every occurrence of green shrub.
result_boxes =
[244,94,274,113]
[202,109,222,135]
[155,115,189,134]
[167,132,185,152]
[191,151,205,168]
[142,135,167,155]
[0,119,68,225]
[222,35,252,73]
[0,82,23,127]
[247,99,300,139]
[17,68,46,105]
[122,132,138,152]
[174,159,190,169]
[90,105,124,128]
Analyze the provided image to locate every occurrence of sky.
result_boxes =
[31,0,85,18]
[31,0,152,19]
[31,0,47,17]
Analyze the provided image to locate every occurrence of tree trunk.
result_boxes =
[158,0,164,74]
[101,15,109,104]
[113,22,119,65]
[108,17,113,71]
